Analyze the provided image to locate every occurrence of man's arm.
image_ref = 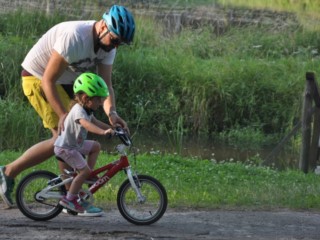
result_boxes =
[97,63,129,133]
[41,50,69,132]
[97,64,115,114]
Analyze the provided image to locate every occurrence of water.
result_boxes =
[93,132,299,170]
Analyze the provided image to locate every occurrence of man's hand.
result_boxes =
[109,113,130,135]
[58,113,68,135]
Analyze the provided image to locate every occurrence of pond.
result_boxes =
[94,132,300,170]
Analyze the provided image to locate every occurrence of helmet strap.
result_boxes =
[83,97,94,114]
[83,106,94,115]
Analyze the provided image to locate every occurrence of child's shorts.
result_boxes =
[22,75,71,129]
[54,140,95,170]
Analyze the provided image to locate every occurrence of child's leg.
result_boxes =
[54,147,90,195]
[67,166,91,196]
[87,141,101,170]
[80,140,101,170]
[56,148,90,213]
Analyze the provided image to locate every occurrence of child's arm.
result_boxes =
[79,118,113,135]
[91,116,112,130]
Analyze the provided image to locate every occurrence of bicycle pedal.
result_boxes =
[63,208,78,216]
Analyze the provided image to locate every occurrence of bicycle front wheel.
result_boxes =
[117,174,167,225]
[16,170,66,221]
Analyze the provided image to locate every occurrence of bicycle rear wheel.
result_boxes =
[117,174,167,225]
[16,170,66,221]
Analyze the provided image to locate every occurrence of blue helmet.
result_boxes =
[102,5,135,44]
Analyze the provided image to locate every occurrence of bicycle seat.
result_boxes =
[55,154,86,163]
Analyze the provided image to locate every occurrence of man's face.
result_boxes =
[99,26,122,52]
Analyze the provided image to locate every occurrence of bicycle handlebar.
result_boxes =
[114,127,132,146]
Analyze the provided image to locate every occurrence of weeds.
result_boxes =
[1,4,320,153]
[0,100,50,151]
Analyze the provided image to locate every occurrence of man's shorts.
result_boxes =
[22,76,71,129]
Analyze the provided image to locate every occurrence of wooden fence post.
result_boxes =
[300,73,313,173]
[310,108,320,170]
[308,73,320,171]
[300,72,320,173]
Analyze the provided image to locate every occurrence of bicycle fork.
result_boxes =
[126,167,146,203]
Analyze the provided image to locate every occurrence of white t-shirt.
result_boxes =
[21,20,116,84]
[54,103,92,149]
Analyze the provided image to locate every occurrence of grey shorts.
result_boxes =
[54,140,95,170]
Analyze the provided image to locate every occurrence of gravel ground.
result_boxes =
[1,203,320,240]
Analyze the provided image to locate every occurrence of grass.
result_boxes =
[2,150,320,210]
[0,101,50,150]
[0,0,319,214]
[1,4,320,167]
[0,13,318,171]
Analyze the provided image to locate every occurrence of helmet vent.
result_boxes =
[119,26,124,37]
[112,17,117,29]
[119,15,124,24]
[88,87,95,94]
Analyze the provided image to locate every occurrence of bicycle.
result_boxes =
[15,127,168,225]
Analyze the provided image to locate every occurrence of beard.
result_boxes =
[98,41,114,52]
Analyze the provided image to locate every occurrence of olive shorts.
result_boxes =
[22,76,71,129]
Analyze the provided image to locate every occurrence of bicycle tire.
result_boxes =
[117,174,167,225]
[16,170,66,221]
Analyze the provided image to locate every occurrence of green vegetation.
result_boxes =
[1,1,320,209]
[1,7,320,151]
[219,0,320,31]
[1,150,320,209]
[219,0,320,17]
[0,101,46,150]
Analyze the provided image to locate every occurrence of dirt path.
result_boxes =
[1,203,320,240]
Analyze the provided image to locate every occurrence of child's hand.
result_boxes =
[104,129,115,138]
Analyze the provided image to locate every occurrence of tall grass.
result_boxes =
[219,0,320,30]
[0,100,50,150]
[0,10,69,100]
[219,0,320,16]
[115,21,320,136]
[1,7,320,150]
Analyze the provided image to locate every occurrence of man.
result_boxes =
[0,5,135,217]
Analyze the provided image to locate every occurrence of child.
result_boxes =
[54,72,114,213]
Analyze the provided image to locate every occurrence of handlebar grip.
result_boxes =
[114,127,132,146]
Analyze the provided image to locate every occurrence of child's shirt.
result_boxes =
[54,103,92,149]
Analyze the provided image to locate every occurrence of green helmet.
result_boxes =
[73,73,109,97]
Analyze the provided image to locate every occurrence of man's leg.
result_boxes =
[0,76,72,207]
[4,138,55,178]
[0,130,58,207]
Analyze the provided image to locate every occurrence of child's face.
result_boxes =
[86,96,105,111]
